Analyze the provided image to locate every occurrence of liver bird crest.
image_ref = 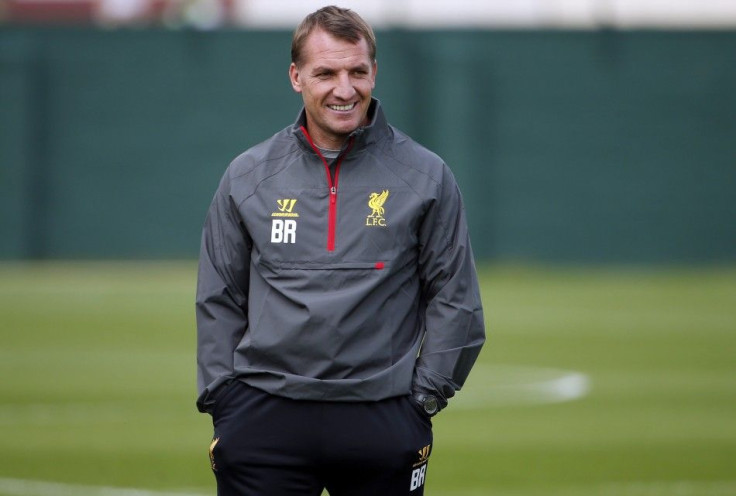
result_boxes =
[368,190,389,217]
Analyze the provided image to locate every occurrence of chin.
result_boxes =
[331,121,361,135]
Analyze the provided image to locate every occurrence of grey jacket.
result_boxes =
[196,99,485,413]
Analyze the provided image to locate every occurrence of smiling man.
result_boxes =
[196,6,485,496]
[289,19,376,150]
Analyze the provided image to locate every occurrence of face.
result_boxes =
[289,28,377,150]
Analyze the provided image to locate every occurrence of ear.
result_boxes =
[289,63,302,93]
[370,60,377,89]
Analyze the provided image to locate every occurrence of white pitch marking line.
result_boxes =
[0,478,207,496]
[3,478,736,496]
[0,366,593,427]
[452,364,591,408]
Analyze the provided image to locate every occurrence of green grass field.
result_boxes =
[1,262,735,496]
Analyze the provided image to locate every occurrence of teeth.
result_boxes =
[329,103,355,111]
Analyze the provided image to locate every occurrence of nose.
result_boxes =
[333,72,356,100]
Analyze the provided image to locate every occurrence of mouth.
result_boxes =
[328,103,356,112]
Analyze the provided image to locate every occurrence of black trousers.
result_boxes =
[208,381,433,496]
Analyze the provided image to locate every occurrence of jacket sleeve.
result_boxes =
[195,170,251,413]
[412,164,486,411]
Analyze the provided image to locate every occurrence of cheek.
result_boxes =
[355,79,374,94]
[305,83,330,100]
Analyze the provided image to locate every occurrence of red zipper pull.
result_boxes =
[330,186,337,204]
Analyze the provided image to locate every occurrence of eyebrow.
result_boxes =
[311,63,370,74]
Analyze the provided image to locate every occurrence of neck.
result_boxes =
[304,127,350,151]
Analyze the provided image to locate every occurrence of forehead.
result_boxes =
[300,29,372,68]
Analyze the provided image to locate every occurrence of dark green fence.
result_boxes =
[2,28,735,263]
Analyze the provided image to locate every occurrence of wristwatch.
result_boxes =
[414,393,440,417]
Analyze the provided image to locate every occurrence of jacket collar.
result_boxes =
[292,98,390,155]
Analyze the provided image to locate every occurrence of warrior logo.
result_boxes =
[366,190,389,227]
[414,445,431,467]
[273,199,299,217]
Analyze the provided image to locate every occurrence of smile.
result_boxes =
[328,103,356,111]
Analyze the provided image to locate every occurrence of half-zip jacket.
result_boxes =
[299,125,354,251]
[196,99,485,413]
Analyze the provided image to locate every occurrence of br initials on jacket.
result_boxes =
[271,199,299,243]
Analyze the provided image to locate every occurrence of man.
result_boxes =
[196,6,485,495]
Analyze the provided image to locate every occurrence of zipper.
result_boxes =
[300,126,354,251]
[328,185,337,251]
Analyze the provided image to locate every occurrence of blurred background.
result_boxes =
[1,0,735,263]
[1,1,735,496]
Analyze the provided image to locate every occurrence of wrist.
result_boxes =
[413,392,440,417]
